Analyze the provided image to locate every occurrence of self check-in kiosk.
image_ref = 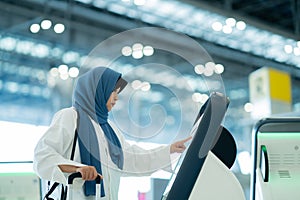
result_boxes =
[251,118,300,200]
[162,92,245,200]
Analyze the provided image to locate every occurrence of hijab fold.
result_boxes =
[73,67,125,196]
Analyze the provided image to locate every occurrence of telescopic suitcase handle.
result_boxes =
[68,172,102,184]
[67,172,102,200]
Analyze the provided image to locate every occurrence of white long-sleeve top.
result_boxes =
[33,107,172,200]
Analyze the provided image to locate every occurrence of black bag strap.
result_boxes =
[44,182,59,200]
[70,129,78,160]
[44,110,79,200]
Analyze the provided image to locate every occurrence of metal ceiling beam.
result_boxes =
[292,0,300,36]
[235,0,287,12]
[224,0,233,10]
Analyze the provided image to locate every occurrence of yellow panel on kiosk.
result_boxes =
[268,68,292,103]
[249,67,292,119]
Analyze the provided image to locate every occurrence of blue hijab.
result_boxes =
[72,67,124,197]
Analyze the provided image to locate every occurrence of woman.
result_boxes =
[33,67,191,199]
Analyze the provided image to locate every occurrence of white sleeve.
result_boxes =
[122,141,172,176]
[109,122,172,176]
[33,108,85,185]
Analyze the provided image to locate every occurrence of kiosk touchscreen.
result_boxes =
[251,118,300,200]
[162,92,231,200]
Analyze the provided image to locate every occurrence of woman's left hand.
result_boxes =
[170,136,192,154]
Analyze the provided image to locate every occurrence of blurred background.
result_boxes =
[1,0,300,199]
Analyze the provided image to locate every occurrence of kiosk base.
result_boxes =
[189,151,245,200]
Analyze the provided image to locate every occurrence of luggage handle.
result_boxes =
[68,172,102,185]
[67,172,102,200]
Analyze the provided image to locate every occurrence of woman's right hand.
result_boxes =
[59,164,103,180]
[76,166,100,181]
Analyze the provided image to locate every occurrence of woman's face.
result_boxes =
[106,88,120,111]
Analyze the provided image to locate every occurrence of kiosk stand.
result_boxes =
[162,92,246,200]
[188,151,245,200]
[251,118,300,200]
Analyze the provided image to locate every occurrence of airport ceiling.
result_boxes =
[186,0,300,40]
[1,0,300,126]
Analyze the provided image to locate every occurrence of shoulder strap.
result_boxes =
[44,182,59,200]
[70,129,78,160]
[71,108,79,160]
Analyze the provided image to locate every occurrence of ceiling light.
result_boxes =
[205,61,215,69]
[132,51,143,59]
[222,25,233,34]
[211,21,223,31]
[244,102,253,112]
[236,21,246,30]
[31,44,50,58]
[143,45,154,56]
[5,81,18,93]
[31,86,42,96]
[192,93,208,103]
[30,24,40,33]
[58,64,68,74]
[284,45,293,54]
[226,18,236,27]
[294,47,300,56]
[132,43,144,59]
[214,64,224,74]
[54,23,65,34]
[50,67,59,77]
[121,46,132,56]
[15,40,34,55]
[132,43,143,51]
[192,92,201,102]
[194,64,205,74]
[141,81,151,91]
[131,80,142,90]
[40,19,52,30]
[60,73,69,80]
[0,37,17,51]
[48,76,56,87]
[200,94,209,103]
[203,68,214,76]
[68,67,79,78]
